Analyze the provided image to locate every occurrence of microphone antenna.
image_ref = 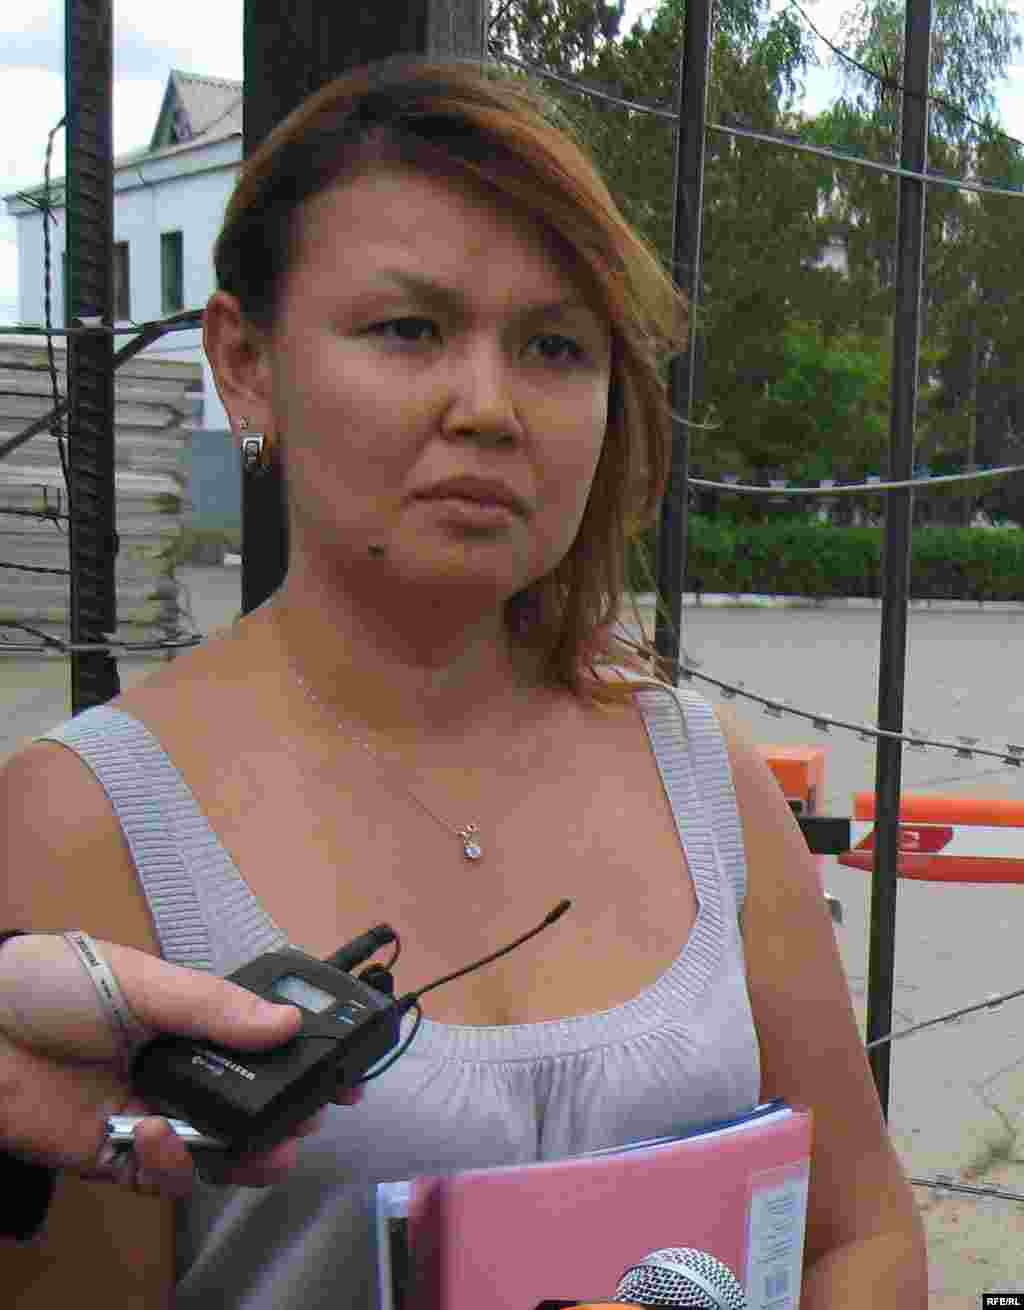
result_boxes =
[406,899,572,1004]
[354,900,572,1084]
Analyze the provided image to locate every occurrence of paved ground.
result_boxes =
[5,566,1024,1303]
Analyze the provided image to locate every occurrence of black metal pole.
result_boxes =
[240,0,487,615]
[866,0,932,1117]
[654,0,712,681]
[65,0,119,711]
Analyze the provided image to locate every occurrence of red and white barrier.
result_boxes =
[838,793,1024,883]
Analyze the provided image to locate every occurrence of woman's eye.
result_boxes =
[368,317,437,344]
[531,334,585,364]
[368,319,585,364]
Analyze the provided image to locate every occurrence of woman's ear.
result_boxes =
[202,291,274,429]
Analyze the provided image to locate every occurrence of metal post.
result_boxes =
[65,0,119,711]
[654,0,712,682]
[866,0,932,1117]
[240,0,488,615]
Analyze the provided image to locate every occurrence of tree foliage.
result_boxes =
[484,0,1024,524]
[836,0,1021,144]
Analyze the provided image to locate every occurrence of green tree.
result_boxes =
[765,326,890,473]
[836,0,1021,145]
[487,0,632,72]
[489,0,832,492]
[926,133,1024,524]
[800,0,1024,523]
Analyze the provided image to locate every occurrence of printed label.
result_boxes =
[744,1163,810,1310]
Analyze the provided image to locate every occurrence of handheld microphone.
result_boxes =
[534,1247,748,1310]
[614,1247,747,1309]
[130,900,571,1155]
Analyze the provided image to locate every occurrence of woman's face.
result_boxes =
[255,165,613,611]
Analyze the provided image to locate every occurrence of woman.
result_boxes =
[0,55,927,1307]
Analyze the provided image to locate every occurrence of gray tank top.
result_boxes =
[37,676,760,1309]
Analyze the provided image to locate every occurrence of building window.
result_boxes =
[113,241,131,320]
[161,230,184,314]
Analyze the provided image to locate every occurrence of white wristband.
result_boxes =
[62,931,153,1069]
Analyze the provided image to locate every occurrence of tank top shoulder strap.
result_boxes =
[35,704,286,974]
[600,669,748,919]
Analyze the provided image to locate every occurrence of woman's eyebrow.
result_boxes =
[364,269,598,323]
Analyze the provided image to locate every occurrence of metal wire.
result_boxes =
[786,0,1024,154]
[0,315,202,338]
[691,465,1024,495]
[0,620,202,654]
[492,51,1024,203]
[0,309,204,464]
[911,1175,1024,1202]
[41,118,72,512]
[617,547,1024,768]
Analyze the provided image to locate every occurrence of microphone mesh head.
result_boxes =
[614,1247,747,1309]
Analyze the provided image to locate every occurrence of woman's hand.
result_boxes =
[0,934,362,1198]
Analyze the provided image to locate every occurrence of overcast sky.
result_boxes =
[2,0,1023,327]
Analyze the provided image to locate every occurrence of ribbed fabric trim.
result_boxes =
[672,690,747,919]
[35,678,747,1062]
[36,708,288,978]
[590,668,747,916]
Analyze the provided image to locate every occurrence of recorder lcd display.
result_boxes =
[271,974,337,1013]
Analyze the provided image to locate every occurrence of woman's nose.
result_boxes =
[440,341,524,446]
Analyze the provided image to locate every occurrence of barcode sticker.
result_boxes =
[764,1269,789,1300]
[744,1164,810,1310]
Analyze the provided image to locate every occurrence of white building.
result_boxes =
[4,71,244,535]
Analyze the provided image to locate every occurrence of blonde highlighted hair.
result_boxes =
[214,55,687,704]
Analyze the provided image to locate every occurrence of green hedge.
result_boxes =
[626,517,1024,601]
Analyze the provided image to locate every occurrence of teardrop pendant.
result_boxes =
[460,824,483,861]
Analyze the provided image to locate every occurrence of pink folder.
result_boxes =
[377,1101,813,1310]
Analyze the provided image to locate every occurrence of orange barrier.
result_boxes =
[758,746,842,920]
[839,792,1024,883]
[758,746,825,818]
[853,792,1024,827]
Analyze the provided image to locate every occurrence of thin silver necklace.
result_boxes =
[288,659,484,862]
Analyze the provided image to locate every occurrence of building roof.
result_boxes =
[5,69,242,206]
[150,70,243,150]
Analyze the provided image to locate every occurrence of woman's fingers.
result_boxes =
[102,940,304,1051]
[126,1110,340,1192]
[128,1116,202,1198]
[1,935,303,1064]
[115,1117,299,1194]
